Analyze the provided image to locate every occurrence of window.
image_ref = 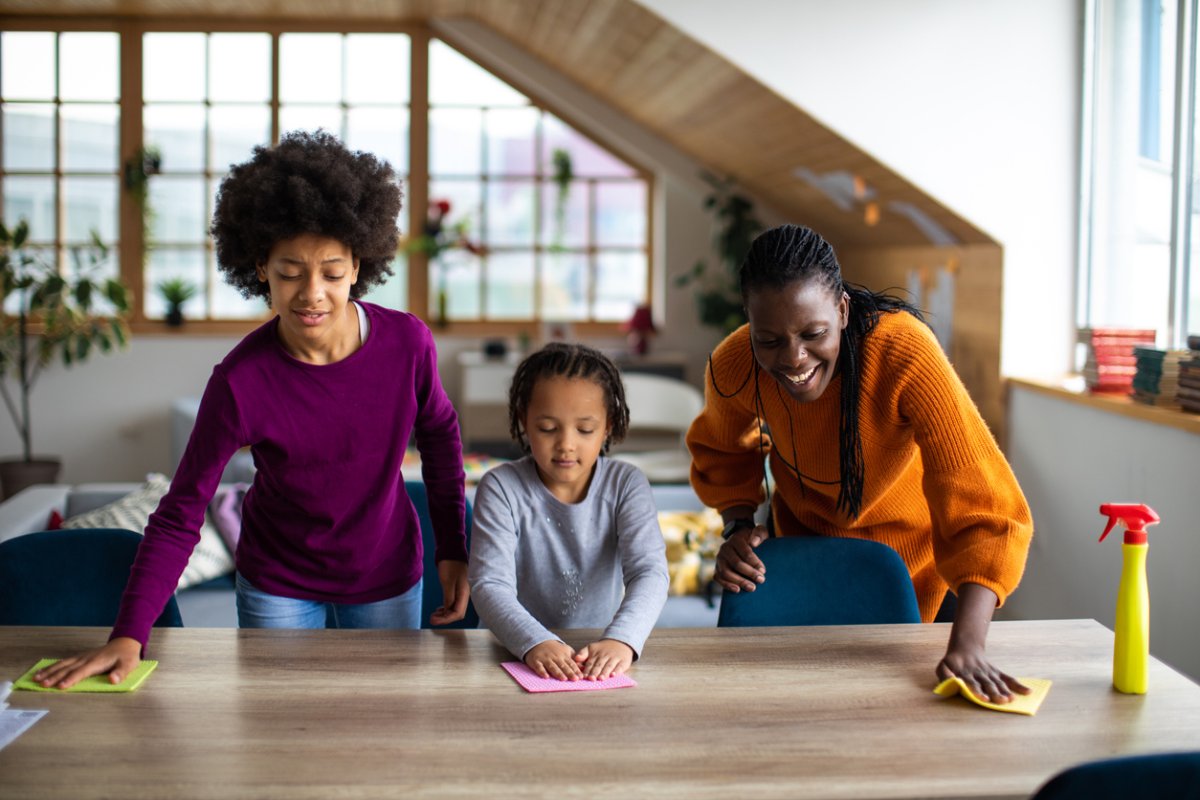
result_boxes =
[0,23,652,333]
[427,40,649,325]
[1,31,120,286]
[1078,0,1197,349]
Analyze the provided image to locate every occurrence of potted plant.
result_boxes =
[674,173,764,335]
[0,220,131,498]
[406,198,483,328]
[157,277,197,327]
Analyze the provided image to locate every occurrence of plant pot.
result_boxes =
[0,457,61,500]
[166,304,184,327]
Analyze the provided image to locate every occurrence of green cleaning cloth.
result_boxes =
[13,658,158,693]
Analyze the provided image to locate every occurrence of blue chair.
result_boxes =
[1031,751,1200,799]
[0,528,183,627]
[404,481,480,629]
[717,536,921,627]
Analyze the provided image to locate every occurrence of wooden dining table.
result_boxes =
[1,620,1199,799]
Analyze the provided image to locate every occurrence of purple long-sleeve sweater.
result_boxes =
[112,302,466,646]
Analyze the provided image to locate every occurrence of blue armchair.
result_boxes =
[405,481,480,629]
[1031,751,1200,799]
[0,528,183,627]
[717,536,921,627]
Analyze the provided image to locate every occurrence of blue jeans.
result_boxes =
[235,573,423,630]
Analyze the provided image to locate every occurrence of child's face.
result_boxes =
[523,375,611,504]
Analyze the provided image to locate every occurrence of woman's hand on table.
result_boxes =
[429,559,470,626]
[937,582,1031,704]
[33,637,141,689]
[525,640,583,681]
[574,639,634,681]
[714,525,769,592]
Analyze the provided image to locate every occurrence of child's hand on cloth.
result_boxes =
[574,639,633,681]
[524,640,582,681]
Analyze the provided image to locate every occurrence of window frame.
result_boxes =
[0,16,655,338]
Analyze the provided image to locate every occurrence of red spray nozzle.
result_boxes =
[1099,503,1160,545]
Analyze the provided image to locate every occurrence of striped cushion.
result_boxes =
[60,473,234,590]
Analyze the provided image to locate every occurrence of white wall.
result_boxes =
[637,0,1083,381]
[1006,386,1200,681]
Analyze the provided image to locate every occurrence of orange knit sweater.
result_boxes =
[686,311,1033,622]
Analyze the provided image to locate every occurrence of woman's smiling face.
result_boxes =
[745,279,849,403]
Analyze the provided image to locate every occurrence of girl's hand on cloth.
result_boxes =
[33,637,142,689]
[524,640,583,681]
[574,639,634,681]
[429,559,470,626]
[936,582,1031,704]
[714,525,769,592]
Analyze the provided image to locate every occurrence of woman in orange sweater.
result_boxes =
[687,223,1033,704]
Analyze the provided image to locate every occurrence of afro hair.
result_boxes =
[210,130,402,301]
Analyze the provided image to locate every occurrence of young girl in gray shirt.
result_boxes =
[468,343,670,681]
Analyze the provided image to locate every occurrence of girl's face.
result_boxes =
[256,233,360,363]
[745,279,848,404]
[523,375,611,504]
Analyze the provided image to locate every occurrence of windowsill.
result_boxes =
[1007,377,1200,436]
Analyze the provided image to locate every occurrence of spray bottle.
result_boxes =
[1098,503,1159,694]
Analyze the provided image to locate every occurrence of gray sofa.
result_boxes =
[0,481,719,628]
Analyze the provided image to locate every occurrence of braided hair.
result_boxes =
[507,342,631,454]
[738,224,923,519]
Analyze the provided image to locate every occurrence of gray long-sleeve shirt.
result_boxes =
[468,456,669,660]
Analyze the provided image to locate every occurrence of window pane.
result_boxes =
[149,176,206,244]
[146,247,207,319]
[595,251,647,321]
[145,104,206,172]
[429,40,527,106]
[486,107,537,176]
[485,251,534,318]
[280,106,344,139]
[486,180,535,246]
[346,34,409,104]
[212,253,266,320]
[280,33,342,103]
[346,106,408,173]
[61,103,118,171]
[595,182,647,246]
[361,255,408,311]
[59,32,118,102]
[543,114,635,178]
[144,33,206,102]
[429,108,482,175]
[435,249,481,320]
[1083,0,1176,332]
[428,179,483,242]
[209,33,271,103]
[3,175,55,241]
[211,104,270,172]
[541,251,588,320]
[63,176,117,242]
[1,32,55,100]
[540,181,588,248]
[65,240,119,286]
[3,103,54,171]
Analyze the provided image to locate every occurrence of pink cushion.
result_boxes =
[208,483,249,555]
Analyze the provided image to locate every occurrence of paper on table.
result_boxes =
[933,676,1052,716]
[0,708,48,751]
[501,661,637,693]
[13,659,159,693]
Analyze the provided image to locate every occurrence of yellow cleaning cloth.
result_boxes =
[933,676,1052,716]
[13,659,158,693]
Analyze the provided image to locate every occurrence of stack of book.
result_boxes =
[1080,328,1157,395]
[1131,348,1191,407]
[1178,335,1200,414]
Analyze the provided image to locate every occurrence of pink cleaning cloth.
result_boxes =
[500,661,637,693]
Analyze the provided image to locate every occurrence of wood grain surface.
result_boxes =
[2,620,1198,799]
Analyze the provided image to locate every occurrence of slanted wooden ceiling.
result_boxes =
[0,0,994,249]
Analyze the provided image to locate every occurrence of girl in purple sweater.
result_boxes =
[37,131,469,689]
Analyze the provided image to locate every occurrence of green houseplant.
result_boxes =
[0,220,131,498]
[157,277,198,327]
[674,173,764,335]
